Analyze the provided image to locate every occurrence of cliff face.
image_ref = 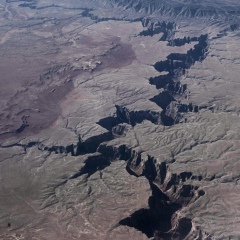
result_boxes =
[139,21,176,41]
[148,34,209,125]
[96,0,240,18]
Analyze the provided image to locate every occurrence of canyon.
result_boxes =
[1,0,240,239]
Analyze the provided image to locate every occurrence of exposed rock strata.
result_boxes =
[139,21,176,41]
[149,34,209,124]
[1,0,240,239]
[101,0,240,18]
[0,131,206,239]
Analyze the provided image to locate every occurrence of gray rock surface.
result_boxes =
[1,0,240,239]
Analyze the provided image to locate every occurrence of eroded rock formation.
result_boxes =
[1,0,240,240]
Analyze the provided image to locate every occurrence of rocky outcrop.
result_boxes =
[149,34,209,125]
[139,21,176,41]
[115,105,163,126]
[97,105,163,130]
[104,0,240,18]
[168,36,198,47]
[0,121,206,239]
[75,133,114,155]
[154,34,208,73]
[119,183,182,238]
[97,33,209,129]
[18,0,37,9]
[97,143,205,239]
[81,8,120,22]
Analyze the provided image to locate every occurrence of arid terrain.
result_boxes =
[1,0,240,239]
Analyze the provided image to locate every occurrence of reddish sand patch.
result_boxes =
[99,42,136,70]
